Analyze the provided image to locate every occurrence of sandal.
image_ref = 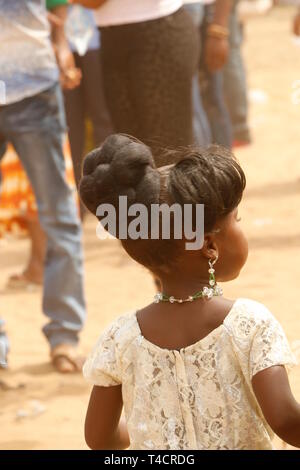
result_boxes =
[51,344,85,374]
[6,273,42,291]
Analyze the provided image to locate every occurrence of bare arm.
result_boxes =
[50,5,81,89]
[85,385,130,450]
[252,365,300,448]
[213,0,232,27]
[204,0,232,72]
[69,0,107,8]
[50,5,68,45]
[293,10,300,36]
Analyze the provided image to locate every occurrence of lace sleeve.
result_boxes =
[250,315,298,379]
[83,323,122,387]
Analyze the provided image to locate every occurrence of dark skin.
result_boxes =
[85,200,300,449]
[204,0,232,72]
[293,9,300,36]
[49,6,82,90]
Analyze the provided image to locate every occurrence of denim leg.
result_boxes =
[224,7,251,142]
[0,84,86,349]
[201,69,233,148]
[184,3,211,146]
[199,4,233,148]
[183,3,205,28]
[192,74,212,147]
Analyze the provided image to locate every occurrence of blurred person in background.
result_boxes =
[185,1,252,149]
[70,0,200,167]
[0,1,80,290]
[184,1,234,148]
[0,0,86,373]
[224,0,251,147]
[183,1,212,147]
[199,0,233,148]
[64,4,113,219]
[226,0,274,147]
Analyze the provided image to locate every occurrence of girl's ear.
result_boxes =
[201,233,219,261]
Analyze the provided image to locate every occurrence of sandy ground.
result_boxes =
[1,7,300,451]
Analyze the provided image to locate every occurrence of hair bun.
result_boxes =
[79,134,160,219]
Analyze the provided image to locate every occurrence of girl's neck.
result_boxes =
[160,276,210,299]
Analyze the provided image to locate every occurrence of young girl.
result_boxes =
[80,134,299,450]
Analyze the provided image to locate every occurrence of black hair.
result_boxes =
[80,134,246,276]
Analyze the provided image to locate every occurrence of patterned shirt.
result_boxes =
[0,0,60,105]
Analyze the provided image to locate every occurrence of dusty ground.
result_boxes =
[0,7,300,450]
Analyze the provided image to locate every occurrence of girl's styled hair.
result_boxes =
[80,134,246,276]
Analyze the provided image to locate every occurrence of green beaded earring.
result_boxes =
[208,258,217,287]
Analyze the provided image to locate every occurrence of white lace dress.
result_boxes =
[83,298,297,450]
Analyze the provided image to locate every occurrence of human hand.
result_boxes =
[55,45,82,90]
[293,13,300,36]
[204,35,229,73]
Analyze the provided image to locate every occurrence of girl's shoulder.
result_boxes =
[224,299,297,378]
[93,310,140,353]
[223,297,281,339]
[83,311,140,386]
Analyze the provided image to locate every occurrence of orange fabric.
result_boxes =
[0,138,78,237]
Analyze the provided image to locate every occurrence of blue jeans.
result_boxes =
[184,3,212,147]
[192,74,212,147]
[200,69,233,148]
[185,2,233,148]
[183,2,205,27]
[0,83,86,364]
[224,5,250,142]
[199,4,233,148]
